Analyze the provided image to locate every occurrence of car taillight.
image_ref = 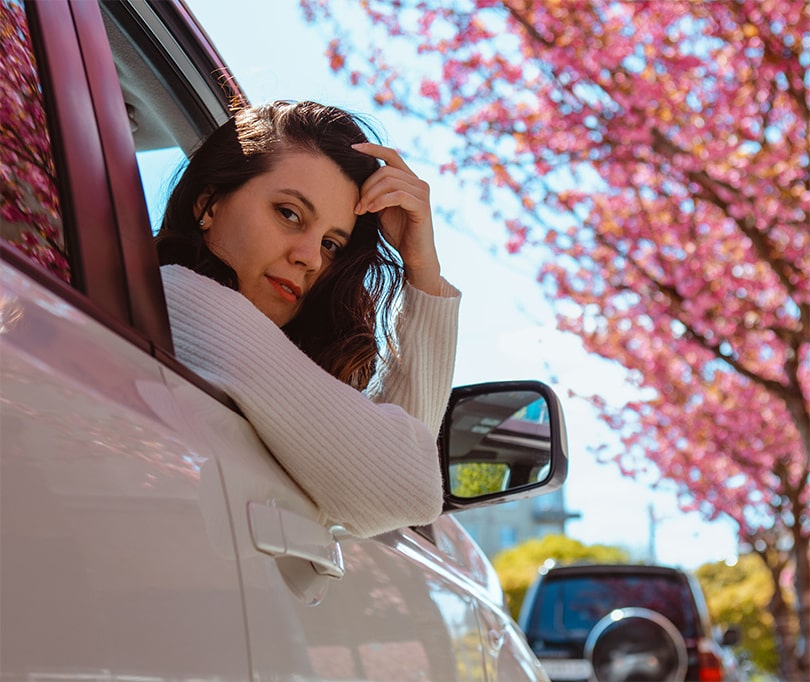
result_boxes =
[697,638,724,682]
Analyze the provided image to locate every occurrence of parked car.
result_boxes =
[0,1,568,681]
[518,563,742,682]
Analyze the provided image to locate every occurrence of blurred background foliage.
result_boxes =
[696,554,780,675]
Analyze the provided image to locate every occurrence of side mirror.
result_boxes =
[439,380,568,511]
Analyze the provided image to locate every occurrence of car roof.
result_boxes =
[541,563,689,578]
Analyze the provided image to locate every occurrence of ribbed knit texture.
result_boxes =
[161,265,460,538]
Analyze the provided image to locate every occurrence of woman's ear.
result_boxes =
[194,186,217,230]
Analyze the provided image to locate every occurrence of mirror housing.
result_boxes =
[439,380,568,512]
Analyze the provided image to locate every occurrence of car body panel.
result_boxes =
[0,264,250,680]
[1,256,552,682]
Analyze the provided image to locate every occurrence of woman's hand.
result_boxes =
[352,142,442,296]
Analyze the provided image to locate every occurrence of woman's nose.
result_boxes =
[288,234,323,273]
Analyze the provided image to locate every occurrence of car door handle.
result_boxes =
[248,502,345,579]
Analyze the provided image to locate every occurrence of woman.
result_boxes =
[156,100,460,538]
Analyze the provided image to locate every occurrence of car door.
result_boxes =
[0,2,249,680]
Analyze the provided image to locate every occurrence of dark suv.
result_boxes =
[518,563,741,682]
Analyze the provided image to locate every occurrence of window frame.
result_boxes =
[71,0,173,352]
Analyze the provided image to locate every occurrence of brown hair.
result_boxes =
[156,101,403,389]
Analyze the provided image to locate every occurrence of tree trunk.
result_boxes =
[794,528,810,679]
[765,557,801,681]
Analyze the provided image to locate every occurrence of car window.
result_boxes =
[528,573,699,640]
[98,0,231,233]
[0,2,70,283]
[137,147,188,233]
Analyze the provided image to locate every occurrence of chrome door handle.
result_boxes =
[248,502,345,579]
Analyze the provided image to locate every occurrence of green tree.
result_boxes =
[492,534,630,619]
[450,462,510,497]
[697,554,781,675]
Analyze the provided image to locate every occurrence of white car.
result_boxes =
[0,1,568,680]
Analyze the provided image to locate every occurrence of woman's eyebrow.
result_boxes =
[279,188,353,240]
[332,227,353,243]
[279,188,317,216]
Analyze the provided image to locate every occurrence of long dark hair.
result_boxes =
[156,101,403,390]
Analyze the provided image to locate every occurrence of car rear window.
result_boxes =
[526,572,699,641]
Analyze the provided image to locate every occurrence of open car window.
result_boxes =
[2,0,231,349]
[137,148,188,233]
[98,0,232,230]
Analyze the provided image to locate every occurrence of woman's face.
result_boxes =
[198,151,359,326]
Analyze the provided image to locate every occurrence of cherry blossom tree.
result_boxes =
[301,0,809,675]
[1,1,68,282]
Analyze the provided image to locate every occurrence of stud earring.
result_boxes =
[199,218,206,227]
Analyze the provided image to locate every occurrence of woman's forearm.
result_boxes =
[162,264,444,538]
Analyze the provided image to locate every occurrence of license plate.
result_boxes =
[540,658,593,681]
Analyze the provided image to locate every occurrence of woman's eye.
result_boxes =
[278,206,301,224]
[322,239,343,258]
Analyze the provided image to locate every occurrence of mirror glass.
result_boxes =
[448,390,551,499]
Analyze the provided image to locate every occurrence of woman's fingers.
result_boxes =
[352,143,426,215]
[352,142,414,174]
[351,141,442,295]
[356,168,429,215]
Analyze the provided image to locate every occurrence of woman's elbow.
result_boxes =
[416,478,445,528]
[341,452,445,539]
[347,484,444,539]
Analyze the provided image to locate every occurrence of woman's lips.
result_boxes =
[266,276,301,303]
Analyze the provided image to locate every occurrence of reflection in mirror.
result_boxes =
[448,391,551,499]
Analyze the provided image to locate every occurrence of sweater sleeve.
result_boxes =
[160,264,445,538]
[365,278,461,438]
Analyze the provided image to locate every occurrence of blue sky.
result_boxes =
[185,0,739,568]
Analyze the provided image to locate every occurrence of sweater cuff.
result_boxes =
[403,276,461,306]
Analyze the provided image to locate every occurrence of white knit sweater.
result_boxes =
[161,264,460,538]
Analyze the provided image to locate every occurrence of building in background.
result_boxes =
[456,488,581,558]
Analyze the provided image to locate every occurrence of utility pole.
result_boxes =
[648,502,657,563]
